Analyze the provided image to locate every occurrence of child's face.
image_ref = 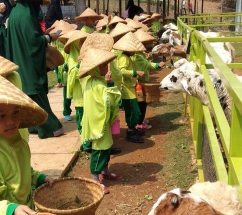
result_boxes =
[0,104,20,139]
[85,18,95,26]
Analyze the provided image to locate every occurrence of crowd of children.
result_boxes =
[0,2,165,209]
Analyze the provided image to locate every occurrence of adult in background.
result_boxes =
[189,1,194,14]
[0,0,12,57]
[181,0,186,15]
[45,0,63,29]
[7,0,64,139]
[124,0,144,19]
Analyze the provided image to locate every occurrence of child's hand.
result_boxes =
[137,71,145,78]
[105,71,113,83]
[14,205,36,215]
[45,176,54,187]
[0,3,6,13]
[159,62,166,68]
[77,56,82,64]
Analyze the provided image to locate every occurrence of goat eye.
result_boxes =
[170,196,179,207]
[188,78,191,82]
[199,80,204,87]
[170,75,177,83]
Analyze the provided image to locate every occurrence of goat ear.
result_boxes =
[181,190,191,194]
[170,195,179,207]
[181,79,191,95]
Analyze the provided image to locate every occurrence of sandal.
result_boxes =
[101,172,122,181]
[99,183,110,194]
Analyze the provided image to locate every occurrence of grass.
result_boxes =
[48,71,57,90]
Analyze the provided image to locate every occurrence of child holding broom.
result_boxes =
[0,76,54,215]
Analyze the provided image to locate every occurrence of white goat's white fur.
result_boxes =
[189,181,242,215]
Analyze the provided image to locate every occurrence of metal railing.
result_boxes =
[176,12,242,201]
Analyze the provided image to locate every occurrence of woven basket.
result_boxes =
[33,177,104,215]
[140,82,162,103]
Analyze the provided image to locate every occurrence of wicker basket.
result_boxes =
[140,82,162,103]
[33,177,104,215]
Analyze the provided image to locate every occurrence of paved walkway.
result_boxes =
[29,86,80,179]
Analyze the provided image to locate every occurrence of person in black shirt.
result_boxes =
[45,0,63,29]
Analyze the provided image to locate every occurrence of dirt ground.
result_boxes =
[66,2,242,214]
[67,63,198,214]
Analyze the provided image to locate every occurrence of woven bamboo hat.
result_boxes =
[79,33,114,59]
[109,16,127,27]
[58,30,76,44]
[134,29,157,43]
[95,16,109,31]
[127,19,142,29]
[48,20,78,35]
[0,76,47,128]
[113,32,146,52]
[45,20,60,34]
[151,12,162,19]
[46,46,64,70]
[75,8,103,22]
[64,31,89,54]
[140,23,149,31]
[109,22,134,38]
[78,48,117,78]
[125,18,133,23]
[133,15,147,22]
[142,17,155,25]
[0,56,19,77]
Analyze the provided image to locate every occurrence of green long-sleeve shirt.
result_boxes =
[0,132,46,215]
[131,52,159,82]
[112,52,137,99]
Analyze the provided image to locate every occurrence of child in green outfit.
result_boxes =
[113,32,146,143]
[0,76,54,215]
[75,7,103,33]
[78,48,122,194]
[131,29,165,130]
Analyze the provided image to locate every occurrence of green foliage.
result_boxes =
[150,20,162,39]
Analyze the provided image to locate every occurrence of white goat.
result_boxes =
[159,61,232,123]
[148,181,242,215]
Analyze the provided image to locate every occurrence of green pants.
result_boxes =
[90,149,110,174]
[28,88,63,139]
[63,86,72,116]
[122,98,141,129]
[75,107,83,134]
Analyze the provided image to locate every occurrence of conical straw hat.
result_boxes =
[58,30,76,44]
[64,31,89,54]
[109,22,134,38]
[0,76,47,128]
[151,12,162,19]
[75,8,103,22]
[48,20,77,35]
[140,23,149,31]
[109,16,127,26]
[46,20,60,33]
[134,29,157,43]
[125,18,132,23]
[79,33,114,59]
[95,16,109,31]
[78,48,117,78]
[133,15,146,22]
[142,17,155,25]
[113,32,146,52]
[127,19,142,29]
[46,46,64,70]
[0,57,19,77]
